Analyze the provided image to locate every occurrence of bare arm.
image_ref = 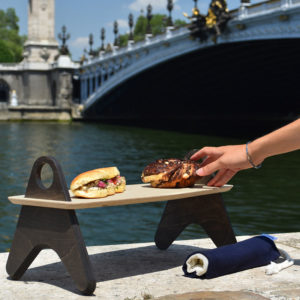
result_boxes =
[248,118,300,165]
[190,119,300,187]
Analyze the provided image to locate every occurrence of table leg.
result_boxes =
[155,193,236,250]
[6,205,96,295]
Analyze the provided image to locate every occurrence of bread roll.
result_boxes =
[70,167,126,198]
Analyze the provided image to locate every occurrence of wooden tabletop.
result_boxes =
[8,183,233,210]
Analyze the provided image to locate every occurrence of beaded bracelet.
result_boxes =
[246,142,262,169]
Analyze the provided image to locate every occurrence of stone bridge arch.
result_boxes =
[0,79,10,103]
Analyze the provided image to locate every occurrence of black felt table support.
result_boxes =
[155,193,236,250]
[6,156,96,295]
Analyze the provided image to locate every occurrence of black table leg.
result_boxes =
[155,193,236,250]
[6,205,96,295]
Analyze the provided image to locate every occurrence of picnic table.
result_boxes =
[6,156,236,295]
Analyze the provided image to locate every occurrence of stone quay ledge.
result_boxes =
[1,233,299,300]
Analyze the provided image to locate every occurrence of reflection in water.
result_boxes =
[0,122,299,252]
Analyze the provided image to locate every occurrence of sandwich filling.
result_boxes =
[77,175,124,191]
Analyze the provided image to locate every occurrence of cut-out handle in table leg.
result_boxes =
[25,156,71,201]
[155,193,236,250]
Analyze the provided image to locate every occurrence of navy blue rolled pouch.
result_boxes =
[183,236,280,279]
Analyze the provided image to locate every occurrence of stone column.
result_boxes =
[24,0,59,63]
[57,71,72,108]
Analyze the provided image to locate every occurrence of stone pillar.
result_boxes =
[57,71,72,108]
[23,0,59,63]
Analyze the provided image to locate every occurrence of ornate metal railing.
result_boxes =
[231,0,300,19]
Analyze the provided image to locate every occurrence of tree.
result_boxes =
[0,40,14,62]
[119,14,187,47]
[0,8,25,62]
[133,15,147,42]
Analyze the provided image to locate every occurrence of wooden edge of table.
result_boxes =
[8,183,233,210]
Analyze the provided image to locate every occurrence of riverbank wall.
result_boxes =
[0,104,83,121]
[1,232,299,300]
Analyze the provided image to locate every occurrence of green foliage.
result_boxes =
[0,8,25,62]
[133,15,147,42]
[151,14,168,35]
[119,33,129,48]
[118,14,187,47]
[0,40,14,62]
[174,19,187,28]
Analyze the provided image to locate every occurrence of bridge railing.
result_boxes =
[82,26,188,68]
[232,0,300,19]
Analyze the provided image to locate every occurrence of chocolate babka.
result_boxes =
[141,158,201,188]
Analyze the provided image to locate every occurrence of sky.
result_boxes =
[1,0,262,61]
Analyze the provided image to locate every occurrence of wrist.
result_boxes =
[246,141,264,168]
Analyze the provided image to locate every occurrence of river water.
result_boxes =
[0,122,299,252]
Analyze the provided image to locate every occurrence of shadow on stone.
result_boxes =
[9,243,204,293]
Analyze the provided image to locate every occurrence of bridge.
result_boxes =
[78,0,300,134]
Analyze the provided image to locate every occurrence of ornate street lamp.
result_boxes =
[167,0,174,27]
[128,13,134,41]
[193,0,200,17]
[100,27,105,51]
[88,33,94,56]
[58,25,70,55]
[146,4,153,35]
[113,20,119,47]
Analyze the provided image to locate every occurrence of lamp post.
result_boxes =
[128,13,134,41]
[88,33,94,57]
[128,13,134,50]
[146,4,153,36]
[166,0,174,38]
[193,0,200,18]
[100,27,105,52]
[145,4,153,44]
[167,0,174,27]
[240,0,251,19]
[113,20,119,49]
[58,25,70,55]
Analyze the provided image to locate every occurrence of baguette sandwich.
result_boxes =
[70,167,126,198]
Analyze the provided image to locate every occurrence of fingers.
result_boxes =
[190,147,219,161]
[206,169,237,187]
[196,160,221,176]
[199,156,215,168]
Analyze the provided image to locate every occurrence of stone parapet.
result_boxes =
[0,233,300,299]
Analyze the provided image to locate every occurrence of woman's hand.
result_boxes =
[190,145,253,187]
